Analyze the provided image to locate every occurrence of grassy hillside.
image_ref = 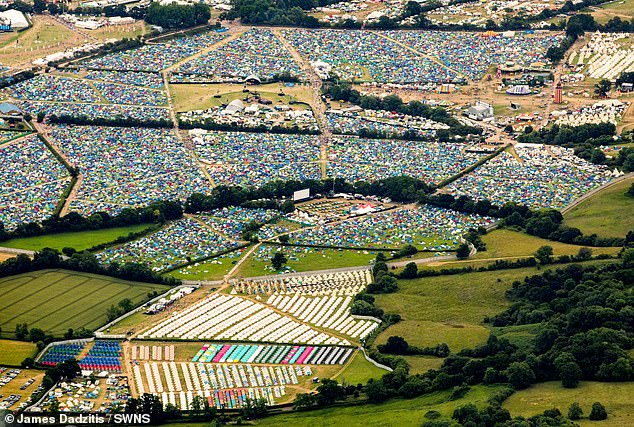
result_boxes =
[250,385,505,427]
[504,381,634,426]
[373,267,541,352]
[475,229,622,260]
[564,177,634,239]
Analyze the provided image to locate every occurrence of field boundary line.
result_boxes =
[560,172,634,215]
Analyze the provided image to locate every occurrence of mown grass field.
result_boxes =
[564,177,634,239]
[335,352,389,386]
[234,246,375,278]
[475,229,622,260]
[402,355,444,375]
[504,381,634,426]
[0,269,169,337]
[0,339,37,366]
[170,82,315,112]
[167,248,247,281]
[374,267,536,352]
[0,224,153,252]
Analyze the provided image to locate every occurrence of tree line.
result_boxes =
[145,2,211,30]
[0,200,183,242]
[0,247,180,286]
[422,192,627,247]
[322,83,482,141]
[340,253,634,425]
[47,114,174,129]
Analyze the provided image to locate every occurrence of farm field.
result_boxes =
[564,176,634,239]
[474,229,622,260]
[0,339,37,366]
[504,381,634,426]
[402,355,444,375]
[335,352,389,386]
[374,266,555,352]
[0,224,154,252]
[167,248,248,281]
[0,269,169,337]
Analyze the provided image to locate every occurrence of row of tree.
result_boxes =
[0,200,182,242]
[422,192,627,247]
[47,114,174,129]
[145,2,211,29]
[0,248,179,289]
[323,83,482,141]
[186,176,432,215]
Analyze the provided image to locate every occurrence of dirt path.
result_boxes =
[375,31,467,81]
[272,28,332,175]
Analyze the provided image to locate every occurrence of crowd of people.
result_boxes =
[97,217,240,272]
[289,205,494,250]
[446,144,614,209]
[327,136,482,185]
[0,134,70,231]
[281,29,456,83]
[49,125,211,216]
[386,30,562,81]
[326,110,448,138]
[80,32,228,72]
[176,29,303,81]
[193,132,322,187]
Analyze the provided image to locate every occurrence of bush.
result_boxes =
[589,402,607,420]
[568,402,583,420]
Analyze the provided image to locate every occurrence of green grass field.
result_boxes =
[170,83,315,112]
[335,352,389,386]
[247,385,504,427]
[593,0,634,23]
[0,224,153,252]
[504,381,634,426]
[475,229,622,260]
[0,269,169,337]
[374,266,564,352]
[234,246,376,278]
[0,339,37,366]
[403,355,444,375]
[167,248,247,281]
[564,177,634,239]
